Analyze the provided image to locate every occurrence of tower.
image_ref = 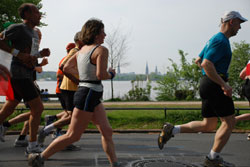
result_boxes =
[145,62,149,75]
[117,62,121,74]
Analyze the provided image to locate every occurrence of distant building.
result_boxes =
[155,66,158,74]
[145,62,149,75]
[117,62,121,74]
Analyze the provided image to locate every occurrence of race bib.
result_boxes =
[30,37,39,56]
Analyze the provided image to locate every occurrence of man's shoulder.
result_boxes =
[209,32,228,46]
[7,23,25,30]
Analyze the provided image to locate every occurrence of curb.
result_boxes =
[6,129,250,135]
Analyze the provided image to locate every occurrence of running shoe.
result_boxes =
[25,145,44,156]
[203,156,235,167]
[38,128,49,145]
[157,122,174,150]
[64,144,81,151]
[44,115,55,126]
[14,137,28,147]
[247,133,250,141]
[0,124,8,142]
[28,153,44,167]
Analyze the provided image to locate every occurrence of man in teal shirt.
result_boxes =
[158,11,247,167]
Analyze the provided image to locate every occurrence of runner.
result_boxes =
[38,33,83,151]
[0,3,50,155]
[235,61,250,140]
[158,11,247,167]
[28,18,123,167]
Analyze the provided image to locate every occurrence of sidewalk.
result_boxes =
[0,133,250,167]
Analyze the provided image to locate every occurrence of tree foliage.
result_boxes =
[124,76,151,101]
[0,0,46,31]
[229,41,250,99]
[155,50,202,101]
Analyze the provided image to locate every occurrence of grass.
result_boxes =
[3,102,250,131]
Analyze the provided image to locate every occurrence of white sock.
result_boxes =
[208,150,220,159]
[44,124,55,134]
[28,141,37,148]
[172,125,181,135]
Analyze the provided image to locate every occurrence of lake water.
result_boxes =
[0,81,158,102]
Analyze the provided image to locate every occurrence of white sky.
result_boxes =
[39,0,250,74]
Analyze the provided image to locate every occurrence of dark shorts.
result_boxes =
[60,90,75,112]
[11,78,40,102]
[199,76,235,118]
[74,87,103,112]
[56,93,66,110]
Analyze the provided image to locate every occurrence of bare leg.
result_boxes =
[55,111,68,119]
[0,100,19,123]
[8,112,30,125]
[41,108,92,159]
[180,117,218,133]
[235,113,250,122]
[92,103,118,164]
[27,97,44,142]
[53,111,72,128]
[20,121,29,135]
[212,115,235,153]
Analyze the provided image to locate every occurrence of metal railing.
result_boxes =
[14,107,250,119]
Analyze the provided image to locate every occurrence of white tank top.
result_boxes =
[77,45,103,92]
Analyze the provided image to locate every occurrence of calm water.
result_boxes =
[0,81,158,102]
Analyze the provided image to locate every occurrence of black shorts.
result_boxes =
[60,90,75,112]
[74,87,102,112]
[199,76,235,118]
[56,93,66,110]
[11,78,40,102]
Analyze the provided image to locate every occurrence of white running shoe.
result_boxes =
[25,145,44,157]
[38,128,49,145]
[28,153,44,167]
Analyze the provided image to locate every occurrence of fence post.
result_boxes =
[164,108,167,119]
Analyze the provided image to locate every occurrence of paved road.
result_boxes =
[0,133,249,167]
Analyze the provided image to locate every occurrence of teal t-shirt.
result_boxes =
[199,32,232,78]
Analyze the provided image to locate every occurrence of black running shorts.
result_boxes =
[60,90,75,112]
[11,78,40,102]
[56,93,66,110]
[73,87,102,112]
[199,75,235,118]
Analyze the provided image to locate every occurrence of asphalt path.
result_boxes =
[0,133,249,167]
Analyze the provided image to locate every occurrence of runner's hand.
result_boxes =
[221,83,232,97]
[40,48,50,57]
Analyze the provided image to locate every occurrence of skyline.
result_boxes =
[38,0,250,74]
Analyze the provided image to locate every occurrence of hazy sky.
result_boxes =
[39,0,250,74]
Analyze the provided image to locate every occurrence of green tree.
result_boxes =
[155,50,202,101]
[124,76,151,101]
[229,41,250,99]
[0,0,46,31]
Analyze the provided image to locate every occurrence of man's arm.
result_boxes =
[0,32,33,64]
[201,59,232,97]
[0,64,11,81]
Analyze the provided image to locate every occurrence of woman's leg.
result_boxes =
[41,108,93,159]
[92,103,118,164]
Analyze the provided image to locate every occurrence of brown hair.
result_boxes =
[18,3,35,19]
[80,18,104,45]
